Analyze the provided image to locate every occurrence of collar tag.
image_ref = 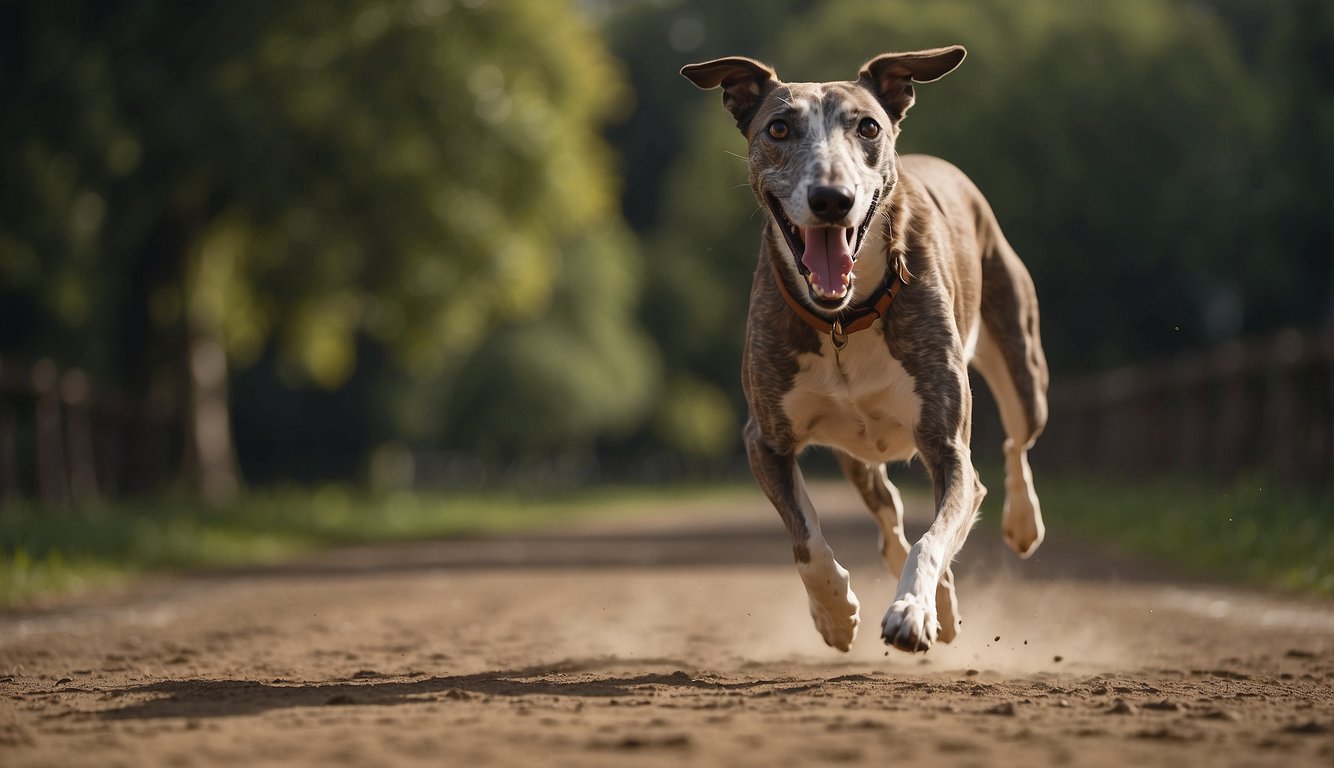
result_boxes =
[830,319,848,351]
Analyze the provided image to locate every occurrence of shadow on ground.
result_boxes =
[87,661,883,721]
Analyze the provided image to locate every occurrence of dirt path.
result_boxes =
[2,483,1333,767]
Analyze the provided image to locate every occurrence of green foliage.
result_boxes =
[0,483,756,606]
[616,0,1334,456]
[795,0,1269,368]
[652,375,738,458]
[639,110,755,454]
[3,1,1332,480]
[1006,473,1334,594]
[2,0,633,383]
[1,0,656,474]
[602,0,817,231]
[4,475,1327,606]
[606,0,817,457]
[428,226,660,455]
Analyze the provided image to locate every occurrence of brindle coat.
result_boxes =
[683,47,1049,653]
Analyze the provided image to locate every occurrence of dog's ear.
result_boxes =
[859,46,966,120]
[681,56,777,135]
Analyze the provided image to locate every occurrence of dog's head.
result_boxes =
[682,48,965,312]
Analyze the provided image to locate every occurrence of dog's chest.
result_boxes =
[781,326,921,464]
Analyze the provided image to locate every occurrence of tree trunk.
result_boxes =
[121,211,242,504]
[181,234,240,506]
[183,330,239,505]
[119,218,187,495]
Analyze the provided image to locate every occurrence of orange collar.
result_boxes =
[768,256,910,350]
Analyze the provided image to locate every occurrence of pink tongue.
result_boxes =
[800,226,854,293]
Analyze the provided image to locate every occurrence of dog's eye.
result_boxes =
[857,118,881,140]
[767,120,790,141]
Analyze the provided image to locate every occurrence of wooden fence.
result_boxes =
[975,328,1334,488]
[0,357,176,505]
[4,328,1332,505]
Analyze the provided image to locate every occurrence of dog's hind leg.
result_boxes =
[974,238,1049,558]
[835,452,910,575]
[835,452,961,643]
[746,421,860,651]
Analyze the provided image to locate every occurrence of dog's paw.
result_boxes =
[800,561,860,652]
[808,593,860,652]
[1001,490,1044,559]
[881,593,938,653]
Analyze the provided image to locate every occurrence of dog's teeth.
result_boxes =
[808,280,849,301]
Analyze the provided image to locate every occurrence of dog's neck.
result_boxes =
[764,177,915,346]
[848,207,893,307]
[852,172,920,301]
[767,182,911,344]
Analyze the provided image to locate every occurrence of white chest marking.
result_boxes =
[782,324,922,464]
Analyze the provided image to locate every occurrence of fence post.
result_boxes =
[1043,328,1330,489]
[1173,354,1208,476]
[1261,330,1305,483]
[0,402,15,504]
[33,359,68,506]
[1212,340,1253,479]
[62,368,100,504]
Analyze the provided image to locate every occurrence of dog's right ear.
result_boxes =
[681,56,777,135]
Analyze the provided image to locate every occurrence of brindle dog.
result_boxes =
[682,47,1049,653]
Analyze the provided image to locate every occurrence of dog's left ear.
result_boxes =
[859,46,966,120]
[681,56,777,135]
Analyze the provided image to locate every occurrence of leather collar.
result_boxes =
[768,254,911,350]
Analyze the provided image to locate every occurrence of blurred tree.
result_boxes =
[619,0,1300,459]
[389,225,659,463]
[785,0,1269,367]
[603,0,814,460]
[0,0,648,496]
[602,0,815,232]
[1251,0,1334,327]
[4,0,1328,489]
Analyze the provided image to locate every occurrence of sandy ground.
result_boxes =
[2,482,1333,767]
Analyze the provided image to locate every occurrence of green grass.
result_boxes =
[3,474,1331,608]
[1010,472,1334,595]
[0,483,756,608]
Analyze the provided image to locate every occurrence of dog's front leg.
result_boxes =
[882,435,985,653]
[745,420,860,651]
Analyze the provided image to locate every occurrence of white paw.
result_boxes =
[881,593,938,653]
[1001,489,1044,558]
[808,593,860,652]
[800,562,860,652]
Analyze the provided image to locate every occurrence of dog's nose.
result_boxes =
[808,185,854,222]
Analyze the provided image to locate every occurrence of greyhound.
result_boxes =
[681,46,1049,653]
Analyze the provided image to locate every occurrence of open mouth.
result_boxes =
[766,189,882,309]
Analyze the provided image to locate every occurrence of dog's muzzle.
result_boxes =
[766,188,883,308]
